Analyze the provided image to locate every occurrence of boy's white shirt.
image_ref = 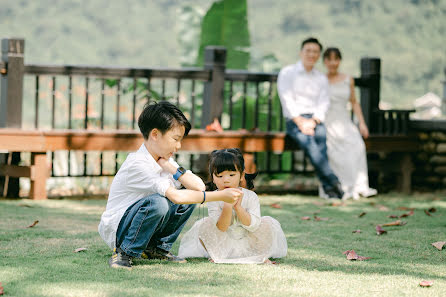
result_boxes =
[98,143,186,249]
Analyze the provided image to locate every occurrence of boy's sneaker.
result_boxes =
[109,248,133,269]
[141,246,187,263]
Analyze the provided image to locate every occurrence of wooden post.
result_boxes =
[195,47,227,177]
[201,46,227,128]
[29,153,48,200]
[359,58,380,134]
[0,38,25,198]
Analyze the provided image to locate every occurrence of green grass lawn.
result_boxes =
[1,192,446,297]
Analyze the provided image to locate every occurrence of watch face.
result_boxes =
[178,166,186,174]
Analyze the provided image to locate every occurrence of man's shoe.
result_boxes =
[333,182,345,199]
[141,246,187,263]
[109,248,133,269]
[325,189,342,199]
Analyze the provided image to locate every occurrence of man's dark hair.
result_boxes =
[301,37,323,51]
[323,47,342,60]
[138,101,191,139]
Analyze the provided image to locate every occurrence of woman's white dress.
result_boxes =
[178,188,287,264]
[322,75,377,200]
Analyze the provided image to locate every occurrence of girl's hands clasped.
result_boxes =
[220,188,243,204]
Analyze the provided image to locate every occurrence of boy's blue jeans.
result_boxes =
[286,116,340,192]
[116,193,195,258]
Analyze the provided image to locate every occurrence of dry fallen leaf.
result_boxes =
[312,201,324,206]
[74,247,88,253]
[331,202,345,207]
[343,250,371,261]
[352,229,361,233]
[314,216,329,221]
[431,241,446,251]
[270,203,282,209]
[18,203,33,208]
[419,280,433,287]
[376,225,387,235]
[26,220,39,228]
[377,205,389,211]
[399,210,414,218]
[424,209,432,216]
[301,216,311,220]
[358,212,367,218]
[387,215,399,218]
[396,206,414,211]
[381,220,407,227]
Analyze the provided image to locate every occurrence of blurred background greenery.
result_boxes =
[1,0,445,108]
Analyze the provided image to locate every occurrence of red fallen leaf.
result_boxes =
[0,282,3,295]
[376,225,387,235]
[343,250,371,261]
[27,220,39,228]
[270,203,282,209]
[387,215,399,218]
[330,201,345,207]
[431,241,446,251]
[314,216,329,221]
[352,229,361,233]
[419,280,433,287]
[358,212,367,218]
[381,220,407,227]
[399,210,414,218]
[424,209,432,216]
[428,207,437,213]
[301,216,311,220]
[74,247,88,253]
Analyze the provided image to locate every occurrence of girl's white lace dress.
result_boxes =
[178,188,287,264]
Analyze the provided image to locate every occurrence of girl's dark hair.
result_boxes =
[138,101,191,140]
[323,47,342,60]
[206,148,256,190]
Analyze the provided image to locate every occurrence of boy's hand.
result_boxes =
[157,157,176,174]
[220,188,243,204]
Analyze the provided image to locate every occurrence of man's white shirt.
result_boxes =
[277,61,330,122]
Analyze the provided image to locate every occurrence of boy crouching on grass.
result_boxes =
[98,101,242,269]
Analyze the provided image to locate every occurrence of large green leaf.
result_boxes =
[196,0,250,69]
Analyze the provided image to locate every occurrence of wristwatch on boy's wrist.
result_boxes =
[173,166,186,180]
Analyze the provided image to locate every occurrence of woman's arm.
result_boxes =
[216,203,234,232]
[349,77,369,139]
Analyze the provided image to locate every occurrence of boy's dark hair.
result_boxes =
[206,148,256,190]
[323,47,342,60]
[138,101,191,139]
[301,37,323,51]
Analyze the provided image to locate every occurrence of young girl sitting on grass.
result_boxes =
[178,148,287,264]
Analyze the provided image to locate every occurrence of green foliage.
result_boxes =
[0,0,444,107]
[196,0,251,69]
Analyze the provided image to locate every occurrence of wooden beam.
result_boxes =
[0,164,32,178]
[0,129,420,153]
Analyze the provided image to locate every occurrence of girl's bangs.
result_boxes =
[212,152,241,174]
